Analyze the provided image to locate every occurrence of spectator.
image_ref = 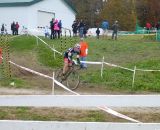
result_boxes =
[96,27,100,39]
[50,18,55,39]
[15,22,20,35]
[83,23,88,38]
[101,20,109,37]
[54,19,60,39]
[58,20,62,37]
[44,26,50,38]
[112,20,119,40]
[78,19,85,38]
[72,20,78,37]
[1,24,4,35]
[146,22,152,33]
[4,24,8,34]
[11,21,16,35]
[79,38,88,69]
[156,22,160,30]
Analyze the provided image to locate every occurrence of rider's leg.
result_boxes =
[63,58,69,75]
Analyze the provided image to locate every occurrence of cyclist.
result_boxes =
[62,43,81,76]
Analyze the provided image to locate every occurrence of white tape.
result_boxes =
[80,61,102,65]
[104,62,134,72]
[98,106,141,123]
[29,31,62,55]
[136,68,160,72]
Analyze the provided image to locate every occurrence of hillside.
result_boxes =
[0,34,160,94]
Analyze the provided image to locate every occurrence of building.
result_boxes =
[0,0,76,34]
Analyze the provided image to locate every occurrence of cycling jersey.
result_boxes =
[64,47,80,62]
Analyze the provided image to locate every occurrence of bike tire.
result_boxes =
[66,70,80,90]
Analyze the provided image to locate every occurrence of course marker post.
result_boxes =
[52,72,55,95]
[101,56,105,78]
[132,66,136,88]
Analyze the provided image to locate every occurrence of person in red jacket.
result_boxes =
[15,22,20,35]
[79,38,88,69]
[146,22,152,33]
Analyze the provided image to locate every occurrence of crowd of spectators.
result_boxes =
[145,21,160,33]
[11,21,20,35]
[1,21,20,35]
[49,18,62,39]
[71,19,88,38]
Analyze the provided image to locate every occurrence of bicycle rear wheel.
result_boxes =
[66,70,80,90]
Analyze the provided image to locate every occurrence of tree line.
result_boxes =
[69,0,160,31]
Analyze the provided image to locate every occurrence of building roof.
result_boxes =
[0,0,76,13]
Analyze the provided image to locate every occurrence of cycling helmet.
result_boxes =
[74,43,80,48]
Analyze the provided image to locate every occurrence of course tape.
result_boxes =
[98,106,141,123]
[80,61,134,72]
[136,68,160,72]
[104,62,134,72]
[29,31,62,55]
[9,60,140,123]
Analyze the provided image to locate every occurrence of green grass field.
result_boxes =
[1,34,160,93]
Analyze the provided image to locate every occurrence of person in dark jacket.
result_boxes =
[58,20,62,38]
[96,27,100,39]
[1,24,4,35]
[72,20,78,37]
[78,19,85,38]
[50,18,55,39]
[112,21,119,40]
[11,21,16,35]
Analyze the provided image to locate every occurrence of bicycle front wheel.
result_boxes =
[67,70,80,90]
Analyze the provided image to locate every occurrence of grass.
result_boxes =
[0,107,159,122]
[1,34,160,92]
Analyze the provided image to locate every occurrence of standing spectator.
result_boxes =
[1,24,4,35]
[54,19,60,39]
[83,23,88,38]
[50,18,55,39]
[112,20,119,40]
[78,19,85,38]
[79,38,88,69]
[101,20,109,37]
[44,26,50,38]
[11,21,16,35]
[146,22,152,33]
[4,24,8,34]
[58,20,62,37]
[72,20,78,37]
[156,22,160,30]
[96,27,100,39]
[15,22,19,35]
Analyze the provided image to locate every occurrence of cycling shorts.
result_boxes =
[64,58,72,64]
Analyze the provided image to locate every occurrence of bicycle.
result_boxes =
[55,61,80,90]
